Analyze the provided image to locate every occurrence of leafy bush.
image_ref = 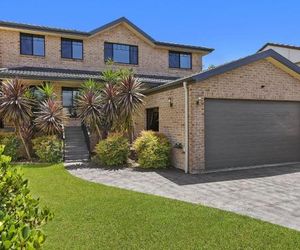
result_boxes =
[0,145,53,249]
[0,132,21,161]
[133,131,171,169]
[95,133,129,167]
[32,135,62,163]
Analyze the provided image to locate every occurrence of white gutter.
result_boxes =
[183,81,189,173]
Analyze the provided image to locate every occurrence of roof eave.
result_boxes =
[0,21,89,37]
[144,49,300,95]
[0,18,214,53]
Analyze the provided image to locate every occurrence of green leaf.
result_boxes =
[3,240,11,249]
[22,226,30,239]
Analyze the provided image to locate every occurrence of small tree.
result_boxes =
[101,83,119,132]
[77,67,145,142]
[0,79,34,160]
[117,75,145,142]
[35,99,64,135]
[77,81,103,138]
[34,82,64,136]
[36,82,56,101]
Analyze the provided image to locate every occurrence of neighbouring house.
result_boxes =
[258,42,300,66]
[0,17,213,128]
[2,18,300,174]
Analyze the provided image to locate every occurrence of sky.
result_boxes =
[1,0,299,68]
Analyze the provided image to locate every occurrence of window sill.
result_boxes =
[169,67,193,71]
[61,58,84,62]
[106,62,139,67]
[20,54,45,58]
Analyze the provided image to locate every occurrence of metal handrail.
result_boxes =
[61,124,66,161]
[81,123,91,159]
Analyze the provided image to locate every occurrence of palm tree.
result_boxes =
[101,83,119,132]
[80,79,103,92]
[117,75,145,142]
[36,82,56,101]
[77,86,103,138]
[0,79,34,160]
[35,99,64,135]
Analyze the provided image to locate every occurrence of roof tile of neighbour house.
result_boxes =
[0,17,214,53]
[0,67,178,88]
[144,49,300,94]
[258,42,300,52]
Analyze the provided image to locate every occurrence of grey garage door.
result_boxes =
[205,99,300,170]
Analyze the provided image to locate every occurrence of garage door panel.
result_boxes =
[205,99,300,170]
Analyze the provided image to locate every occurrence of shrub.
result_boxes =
[95,133,129,167]
[0,132,21,161]
[32,135,62,163]
[0,145,53,249]
[133,131,171,169]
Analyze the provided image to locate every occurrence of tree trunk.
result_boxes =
[95,124,103,140]
[17,127,31,161]
[128,117,134,144]
[101,129,108,140]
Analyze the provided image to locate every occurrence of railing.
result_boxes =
[61,124,66,161]
[81,123,91,159]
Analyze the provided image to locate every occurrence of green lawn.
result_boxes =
[18,164,300,249]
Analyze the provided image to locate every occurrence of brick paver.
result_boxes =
[67,163,300,231]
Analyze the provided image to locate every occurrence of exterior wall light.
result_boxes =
[196,97,202,105]
[168,97,173,107]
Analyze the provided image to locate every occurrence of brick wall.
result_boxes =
[134,87,186,170]
[0,24,203,77]
[136,59,300,173]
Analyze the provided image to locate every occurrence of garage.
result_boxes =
[205,99,300,170]
[142,49,300,173]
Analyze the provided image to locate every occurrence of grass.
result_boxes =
[18,164,300,249]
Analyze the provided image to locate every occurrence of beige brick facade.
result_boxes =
[0,24,204,77]
[134,87,186,170]
[135,59,300,173]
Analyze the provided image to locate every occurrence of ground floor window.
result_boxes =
[146,107,159,131]
[62,87,79,117]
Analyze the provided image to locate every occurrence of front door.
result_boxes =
[62,87,79,117]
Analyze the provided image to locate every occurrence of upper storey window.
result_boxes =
[61,38,83,60]
[169,51,192,69]
[20,33,45,56]
[104,42,138,65]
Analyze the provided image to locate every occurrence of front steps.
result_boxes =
[64,126,90,162]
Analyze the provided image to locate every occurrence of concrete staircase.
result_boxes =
[64,126,90,162]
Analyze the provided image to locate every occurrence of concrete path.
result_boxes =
[67,163,300,231]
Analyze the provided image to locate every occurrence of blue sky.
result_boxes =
[1,0,299,68]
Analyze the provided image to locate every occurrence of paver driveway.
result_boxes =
[67,163,300,231]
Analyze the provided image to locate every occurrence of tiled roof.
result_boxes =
[145,49,300,94]
[0,17,214,52]
[0,66,178,88]
[258,42,300,52]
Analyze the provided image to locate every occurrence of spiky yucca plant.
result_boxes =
[37,82,56,101]
[0,78,34,160]
[117,75,145,142]
[77,89,103,137]
[101,83,119,130]
[35,99,64,135]
[80,79,103,92]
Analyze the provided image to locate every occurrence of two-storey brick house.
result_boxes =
[0,17,213,128]
[3,17,300,174]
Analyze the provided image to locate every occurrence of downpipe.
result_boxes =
[183,81,189,174]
